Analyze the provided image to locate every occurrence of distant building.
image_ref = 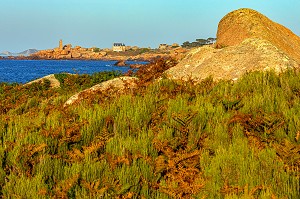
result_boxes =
[112,43,126,52]
[158,43,179,50]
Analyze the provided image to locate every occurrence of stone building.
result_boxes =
[112,43,126,52]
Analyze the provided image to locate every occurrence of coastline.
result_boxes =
[0,43,188,63]
[0,53,168,63]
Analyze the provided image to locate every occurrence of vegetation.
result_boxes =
[182,38,216,48]
[138,48,151,54]
[107,48,153,57]
[93,48,100,53]
[54,71,122,91]
[0,63,299,198]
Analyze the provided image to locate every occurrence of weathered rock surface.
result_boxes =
[165,38,298,81]
[71,52,81,58]
[24,74,61,88]
[165,8,300,82]
[64,76,138,107]
[216,8,300,63]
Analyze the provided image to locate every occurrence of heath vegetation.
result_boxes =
[0,59,299,198]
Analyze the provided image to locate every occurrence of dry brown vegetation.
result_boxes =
[0,60,299,198]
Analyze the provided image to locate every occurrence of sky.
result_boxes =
[1,0,299,52]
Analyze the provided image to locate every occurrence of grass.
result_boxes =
[0,66,299,198]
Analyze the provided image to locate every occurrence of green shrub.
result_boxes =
[0,69,299,198]
[93,47,100,53]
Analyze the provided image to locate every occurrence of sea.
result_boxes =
[0,59,145,84]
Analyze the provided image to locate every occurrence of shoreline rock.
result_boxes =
[114,60,128,67]
[5,44,188,63]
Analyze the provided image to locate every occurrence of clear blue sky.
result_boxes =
[1,0,299,52]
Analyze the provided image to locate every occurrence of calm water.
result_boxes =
[0,60,144,84]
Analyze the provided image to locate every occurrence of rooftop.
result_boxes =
[113,43,125,46]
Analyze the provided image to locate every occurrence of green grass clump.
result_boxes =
[55,70,122,91]
[0,69,299,198]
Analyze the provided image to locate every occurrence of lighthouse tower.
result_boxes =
[59,39,63,50]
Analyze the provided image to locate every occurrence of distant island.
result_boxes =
[0,49,38,57]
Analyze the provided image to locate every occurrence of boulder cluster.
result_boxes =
[33,44,107,60]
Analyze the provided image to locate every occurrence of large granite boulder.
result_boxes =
[165,38,298,81]
[165,8,300,82]
[216,8,300,63]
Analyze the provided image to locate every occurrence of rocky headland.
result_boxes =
[27,41,188,63]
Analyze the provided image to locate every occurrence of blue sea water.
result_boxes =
[0,60,144,84]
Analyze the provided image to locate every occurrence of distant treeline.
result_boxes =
[182,38,216,48]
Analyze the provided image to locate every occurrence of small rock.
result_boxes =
[60,50,69,55]
[64,76,138,107]
[24,74,61,88]
[71,52,81,58]
[114,60,128,66]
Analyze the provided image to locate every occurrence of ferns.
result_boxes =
[0,69,300,198]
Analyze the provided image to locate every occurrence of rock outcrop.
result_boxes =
[216,8,300,63]
[165,8,300,81]
[24,74,61,88]
[64,76,138,107]
[114,60,128,67]
[165,38,298,81]
[32,45,105,60]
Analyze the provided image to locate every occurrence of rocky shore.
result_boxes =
[17,41,189,63]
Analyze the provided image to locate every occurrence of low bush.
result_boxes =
[0,65,299,198]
